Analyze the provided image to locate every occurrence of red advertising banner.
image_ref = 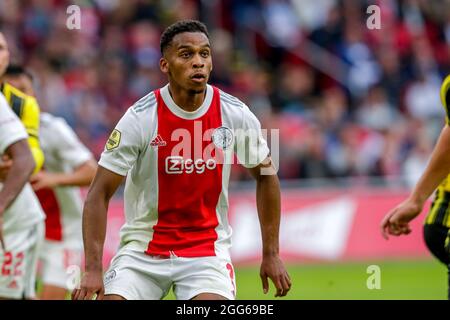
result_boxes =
[103,188,431,266]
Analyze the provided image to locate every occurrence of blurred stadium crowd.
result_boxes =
[1,0,449,183]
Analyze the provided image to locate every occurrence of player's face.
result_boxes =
[160,32,212,94]
[3,74,34,96]
[0,33,10,77]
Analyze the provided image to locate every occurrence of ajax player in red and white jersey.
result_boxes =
[73,20,291,300]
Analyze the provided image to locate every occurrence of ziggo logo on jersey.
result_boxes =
[165,156,217,174]
[156,122,281,174]
[161,124,231,174]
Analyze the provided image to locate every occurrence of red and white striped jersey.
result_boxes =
[99,84,269,260]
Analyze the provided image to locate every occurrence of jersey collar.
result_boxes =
[160,84,213,120]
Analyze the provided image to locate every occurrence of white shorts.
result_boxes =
[0,222,44,299]
[39,240,82,289]
[104,246,236,300]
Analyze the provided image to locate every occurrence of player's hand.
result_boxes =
[260,254,291,297]
[72,270,105,300]
[0,155,12,182]
[380,198,423,240]
[30,171,61,191]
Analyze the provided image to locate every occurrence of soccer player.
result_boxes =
[0,32,44,174]
[2,65,97,300]
[72,20,291,300]
[381,75,450,299]
[0,92,45,299]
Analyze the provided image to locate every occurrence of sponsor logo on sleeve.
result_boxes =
[106,129,121,151]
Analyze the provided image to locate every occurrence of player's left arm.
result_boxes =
[247,157,291,297]
[21,97,44,173]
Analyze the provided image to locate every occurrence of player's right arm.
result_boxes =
[72,166,123,300]
[0,140,35,250]
[72,107,144,300]
[381,124,450,239]
[0,94,35,250]
[381,75,450,239]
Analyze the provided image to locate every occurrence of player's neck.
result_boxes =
[167,82,206,112]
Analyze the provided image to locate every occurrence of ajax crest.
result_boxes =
[212,126,233,150]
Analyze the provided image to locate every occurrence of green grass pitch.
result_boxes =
[51,258,446,300]
[163,258,447,300]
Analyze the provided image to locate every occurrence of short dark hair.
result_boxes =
[160,20,209,54]
[5,64,33,81]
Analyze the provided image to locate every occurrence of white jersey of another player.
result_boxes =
[0,92,45,299]
[0,94,44,232]
[35,113,94,290]
[35,113,93,247]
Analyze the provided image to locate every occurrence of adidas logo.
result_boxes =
[150,134,167,147]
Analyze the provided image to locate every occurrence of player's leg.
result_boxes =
[0,222,44,300]
[173,256,236,300]
[39,241,82,300]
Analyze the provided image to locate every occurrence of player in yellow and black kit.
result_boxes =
[423,75,450,290]
[381,75,450,299]
[0,32,44,174]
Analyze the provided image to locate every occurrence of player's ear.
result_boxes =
[160,57,169,74]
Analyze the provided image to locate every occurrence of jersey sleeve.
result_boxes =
[234,104,270,168]
[21,95,44,173]
[440,75,450,125]
[98,108,144,176]
[0,94,28,154]
[53,118,93,168]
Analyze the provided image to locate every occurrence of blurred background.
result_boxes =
[1,0,450,299]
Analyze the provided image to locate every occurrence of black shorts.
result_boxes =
[423,223,450,265]
[423,223,450,299]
